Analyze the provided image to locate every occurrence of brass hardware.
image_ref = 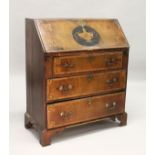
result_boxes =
[58,85,64,91]
[61,62,74,68]
[106,103,109,108]
[60,112,65,117]
[106,102,117,110]
[106,77,119,85]
[112,77,118,82]
[112,102,117,106]
[58,84,73,92]
[88,98,92,105]
[106,58,117,65]
[60,111,72,118]
[87,73,93,81]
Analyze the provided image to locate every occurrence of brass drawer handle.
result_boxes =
[106,102,117,110]
[59,111,72,118]
[61,62,74,68]
[58,84,73,92]
[60,111,65,117]
[106,58,117,65]
[106,77,119,85]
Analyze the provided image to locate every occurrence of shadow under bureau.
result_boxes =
[25,19,129,146]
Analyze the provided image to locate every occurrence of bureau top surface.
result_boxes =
[33,19,129,53]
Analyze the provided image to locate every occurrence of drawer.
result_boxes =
[47,70,126,101]
[47,92,125,129]
[53,51,123,76]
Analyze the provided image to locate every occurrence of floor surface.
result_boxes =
[10,74,145,155]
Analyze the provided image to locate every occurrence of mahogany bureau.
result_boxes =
[25,19,129,146]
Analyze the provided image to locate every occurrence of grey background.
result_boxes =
[10,0,145,155]
[10,0,145,79]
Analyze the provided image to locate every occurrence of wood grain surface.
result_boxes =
[47,92,125,129]
[35,19,129,53]
[47,70,126,101]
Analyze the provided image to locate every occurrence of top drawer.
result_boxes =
[53,51,123,77]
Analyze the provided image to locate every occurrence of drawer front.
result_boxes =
[47,70,126,101]
[47,92,125,129]
[53,52,123,76]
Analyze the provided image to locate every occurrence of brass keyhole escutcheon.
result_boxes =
[88,98,92,106]
[87,73,94,81]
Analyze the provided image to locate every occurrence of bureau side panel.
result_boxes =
[122,48,129,110]
[25,19,46,128]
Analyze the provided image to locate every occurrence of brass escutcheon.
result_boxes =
[87,73,93,81]
[88,98,92,106]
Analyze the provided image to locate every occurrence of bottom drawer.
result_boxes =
[47,92,125,129]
